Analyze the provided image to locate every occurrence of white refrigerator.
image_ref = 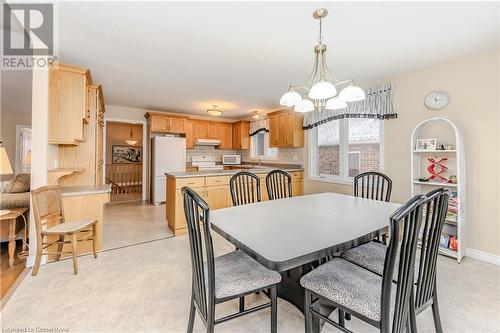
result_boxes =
[151,136,186,205]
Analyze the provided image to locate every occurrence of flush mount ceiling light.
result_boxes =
[280,8,366,113]
[207,105,223,116]
[125,124,138,145]
[252,110,260,119]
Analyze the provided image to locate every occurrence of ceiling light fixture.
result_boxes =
[280,8,366,112]
[207,105,223,117]
[125,124,138,145]
[252,110,260,119]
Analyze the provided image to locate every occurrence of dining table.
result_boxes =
[210,192,401,316]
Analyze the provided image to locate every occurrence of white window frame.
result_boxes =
[250,131,278,160]
[308,119,384,185]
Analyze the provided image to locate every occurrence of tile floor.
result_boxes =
[1,234,499,333]
[103,201,173,250]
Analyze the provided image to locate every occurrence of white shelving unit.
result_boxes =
[410,117,466,263]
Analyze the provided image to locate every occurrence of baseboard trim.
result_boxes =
[465,248,500,266]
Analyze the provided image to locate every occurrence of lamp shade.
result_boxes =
[279,91,302,107]
[0,147,13,175]
[309,81,337,100]
[325,96,347,110]
[294,98,315,113]
[339,85,365,102]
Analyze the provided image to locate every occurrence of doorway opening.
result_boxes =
[105,121,144,203]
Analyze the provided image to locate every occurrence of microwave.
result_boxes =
[223,154,241,165]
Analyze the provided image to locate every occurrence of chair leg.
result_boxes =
[187,294,196,333]
[92,224,98,258]
[70,234,78,275]
[32,234,43,276]
[409,289,417,333]
[338,309,345,328]
[239,296,245,312]
[206,318,214,333]
[432,295,443,333]
[270,286,277,333]
[55,235,64,261]
[304,289,312,333]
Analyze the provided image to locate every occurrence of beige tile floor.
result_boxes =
[103,201,173,250]
[1,233,499,333]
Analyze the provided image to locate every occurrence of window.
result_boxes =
[310,118,382,183]
[250,132,278,159]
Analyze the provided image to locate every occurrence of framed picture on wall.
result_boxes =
[112,145,142,164]
[415,138,437,151]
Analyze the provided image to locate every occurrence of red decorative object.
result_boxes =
[449,236,458,251]
[427,157,448,182]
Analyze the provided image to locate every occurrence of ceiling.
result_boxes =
[52,1,498,118]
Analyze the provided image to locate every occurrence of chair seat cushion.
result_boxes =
[211,250,281,299]
[341,241,419,282]
[45,219,96,234]
[300,258,395,322]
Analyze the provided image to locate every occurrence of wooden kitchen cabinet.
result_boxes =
[268,110,304,148]
[208,122,219,139]
[48,63,91,144]
[232,121,250,149]
[185,120,195,149]
[219,123,233,149]
[205,185,230,209]
[194,120,209,139]
[146,113,187,134]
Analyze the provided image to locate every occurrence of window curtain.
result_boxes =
[250,118,269,136]
[303,82,397,130]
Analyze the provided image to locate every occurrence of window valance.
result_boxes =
[250,118,269,136]
[303,82,397,130]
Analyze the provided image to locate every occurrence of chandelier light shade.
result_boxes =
[339,84,366,102]
[252,110,260,119]
[279,89,302,107]
[309,81,337,100]
[207,105,223,116]
[125,124,138,145]
[279,8,365,112]
[294,98,315,113]
[325,96,347,110]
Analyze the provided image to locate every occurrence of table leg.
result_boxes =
[8,219,16,267]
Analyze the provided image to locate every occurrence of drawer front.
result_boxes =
[290,171,303,179]
[175,177,205,189]
[205,175,230,187]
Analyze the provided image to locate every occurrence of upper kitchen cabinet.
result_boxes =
[208,122,219,139]
[185,120,195,149]
[146,112,188,134]
[268,110,304,148]
[193,120,209,139]
[48,63,92,144]
[232,121,250,150]
[219,123,233,150]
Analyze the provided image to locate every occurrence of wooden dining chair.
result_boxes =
[31,186,97,275]
[230,171,261,206]
[301,194,427,333]
[354,171,392,202]
[343,188,450,332]
[182,186,281,333]
[265,170,292,200]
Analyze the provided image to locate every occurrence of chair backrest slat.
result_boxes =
[380,194,426,333]
[266,170,292,200]
[415,188,450,309]
[354,172,392,202]
[230,171,261,206]
[182,186,215,323]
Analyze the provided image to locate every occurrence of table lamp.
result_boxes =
[0,146,13,216]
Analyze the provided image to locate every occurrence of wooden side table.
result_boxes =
[0,208,29,267]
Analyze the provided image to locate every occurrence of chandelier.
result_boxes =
[207,105,223,116]
[125,124,138,145]
[279,8,366,113]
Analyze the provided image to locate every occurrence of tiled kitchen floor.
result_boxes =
[103,201,173,250]
[2,234,499,333]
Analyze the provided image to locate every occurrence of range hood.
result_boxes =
[195,138,220,146]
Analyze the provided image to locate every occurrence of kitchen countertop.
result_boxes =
[166,165,303,178]
[61,184,112,197]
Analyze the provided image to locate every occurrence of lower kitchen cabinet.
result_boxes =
[165,171,303,236]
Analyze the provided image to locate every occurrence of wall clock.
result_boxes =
[425,91,449,110]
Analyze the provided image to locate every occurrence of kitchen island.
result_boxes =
[165,166,303,236]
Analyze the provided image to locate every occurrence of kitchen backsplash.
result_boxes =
[187,145,304,164]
